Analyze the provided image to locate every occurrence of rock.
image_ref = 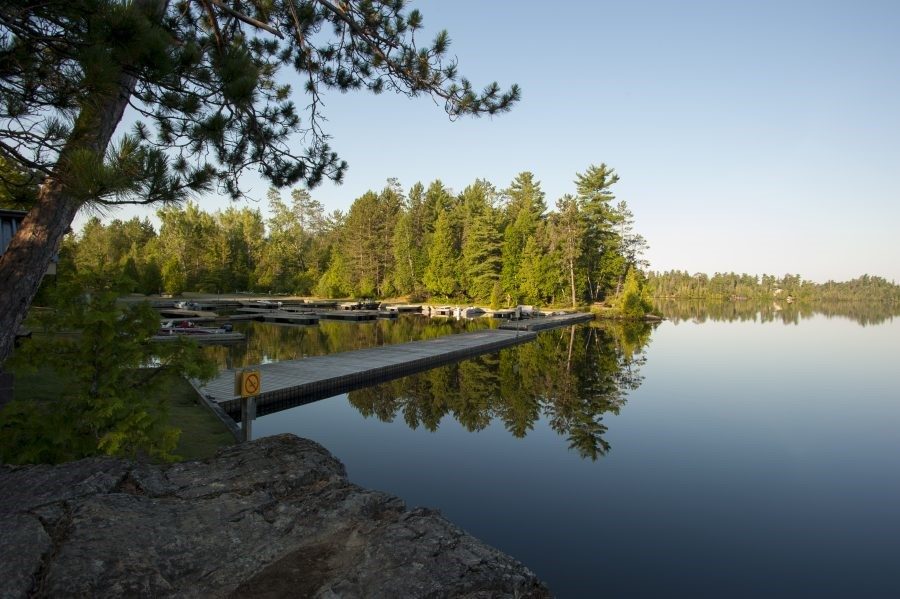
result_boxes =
[0,434,550,598]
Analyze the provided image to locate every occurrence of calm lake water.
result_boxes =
[223,309,900,597]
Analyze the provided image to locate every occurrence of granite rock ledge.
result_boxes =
[0,434,550,598]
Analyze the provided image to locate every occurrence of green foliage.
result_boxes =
[391,182,429,296]
[341,183,402,296]
[490,281,503,310]
[549,194,585,308]
[501,172,546,300]
[1,279,216,464]
[0,157,38,209]
[161,257,186,295]
[518,234,553,305]
[576,163,621,302]
[60,164,653,308]
[2,0,520,204]
[645,271,900,305]
[0,0,522,367]
[459,182,502,301]
[423,211,459,297]
[615,268,654,319]
[316,251,351,298]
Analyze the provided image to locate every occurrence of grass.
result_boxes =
[155,372,236,461]
[10,366,234,462]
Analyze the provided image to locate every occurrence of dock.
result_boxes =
[312,309,380,322]
[158,308,219,319]
[152,332,245,344]
[199,328,537,414]
[234,306,281,315]
[382,304,423,313]
[259,312,320,325]
[498,312,595,331]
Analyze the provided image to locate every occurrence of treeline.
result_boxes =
[646,271,900,304]
[61,166,650,308]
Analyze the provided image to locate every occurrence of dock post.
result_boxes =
[241,395,256,442]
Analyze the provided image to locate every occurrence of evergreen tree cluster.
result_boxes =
[61,165,649,307]
[646,271,900,304]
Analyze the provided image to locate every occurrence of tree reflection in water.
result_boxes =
[348,321,655,460]
[656,299,899,326]
[202,315,494,370]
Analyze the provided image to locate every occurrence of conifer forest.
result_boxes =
[62,165,650,308]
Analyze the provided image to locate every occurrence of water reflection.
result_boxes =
[348,321,654,460]
[202,315,494,370]
[656,299,899,326]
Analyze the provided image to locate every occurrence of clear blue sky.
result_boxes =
[95,0,900,283]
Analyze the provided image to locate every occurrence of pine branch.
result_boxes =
[206,0,282,38]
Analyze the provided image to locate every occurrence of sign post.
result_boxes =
[235,369,261,442]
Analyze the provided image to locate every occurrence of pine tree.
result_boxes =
[549,194,585,308]
[392,182,429,297]
[500,172,546,302]
[461,206,503,302]
[423,211,459,297]
[518,235,546,304]
[0,0,519,366]
[422,180,456,233]
[315,251,351,298]
[612,200,649,294]
[575,164,620,302]
[342,183,401,296]
[616,267,653,319]
[3,278,215,463]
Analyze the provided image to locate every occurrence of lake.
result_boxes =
[218,308,900,597]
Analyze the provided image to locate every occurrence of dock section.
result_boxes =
[199,328,537,414]
[260,312,320,325]
[312,309,380,322]
[499,312,595,331]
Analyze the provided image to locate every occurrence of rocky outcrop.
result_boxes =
[0,434,549,598]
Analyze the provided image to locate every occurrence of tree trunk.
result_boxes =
[568,256,577,308]
[0,70,137,367]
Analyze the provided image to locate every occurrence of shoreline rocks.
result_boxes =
[0,434,549,598]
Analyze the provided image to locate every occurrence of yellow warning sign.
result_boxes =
[235,369,261,398]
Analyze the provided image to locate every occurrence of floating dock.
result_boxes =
[259,312,320,325]
[152,332,245,344]
[313,309,380,322]
[199,328,538,414]
[498,312,595,331]
[298,300,338,309]
[382,304,423,313]
[234,306,280,315]
[158,308,219,319]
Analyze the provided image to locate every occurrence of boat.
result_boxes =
[251,300,283,310]
[338,299,381,311]
[429,306,454,317]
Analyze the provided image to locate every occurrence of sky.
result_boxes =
[90,0,900,283]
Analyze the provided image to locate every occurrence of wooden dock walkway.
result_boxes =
[498,312,595,331]
[260,312,319,325]
[312,309,380,321]
[199,328,537,414]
